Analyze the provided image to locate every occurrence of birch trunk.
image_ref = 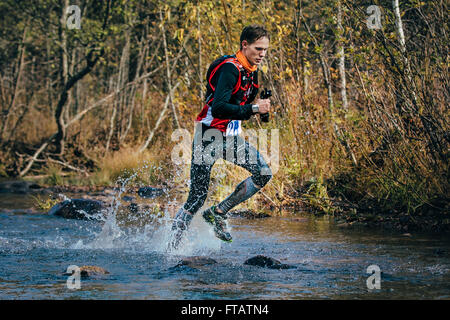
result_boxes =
[106,30,130,152]
[120,30,147,144]
[197,9,204,99]
[0,26,27,142]
[337,1,348,113]
[160,8,180,129]
[54,0,70,155]
[392,0,443,161]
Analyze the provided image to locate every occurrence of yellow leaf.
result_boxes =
[262,65,268,73]
[286,67,292,77]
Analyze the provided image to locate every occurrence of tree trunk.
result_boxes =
[302,59,309,95]
[337,1,348,113]
[160,8,180,129]
[54,0,70,156]
[1,26,27,142]
[106,30,130,152]
[120,30,147,144]
[197,9,204,100]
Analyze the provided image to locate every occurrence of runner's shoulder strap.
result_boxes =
[206,55,244,94]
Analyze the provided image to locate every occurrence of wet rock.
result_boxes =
[0,180,42,194]
[228,209,270,219]
[48,199,105,221]
[244,255,295,270]
[137,186,164,199]
[64,265,110,277]
[79,265,110,277]
[122,195,135,202]
[172,256,217,270]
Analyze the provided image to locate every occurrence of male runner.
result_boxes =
[170,25,272,249]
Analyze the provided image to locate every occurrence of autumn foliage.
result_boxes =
[0,0,448,230]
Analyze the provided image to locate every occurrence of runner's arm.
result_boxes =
[211,63,254,120]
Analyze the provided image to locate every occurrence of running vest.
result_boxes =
[196,55,259,133]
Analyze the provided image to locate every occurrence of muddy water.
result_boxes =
[0,193,449,299]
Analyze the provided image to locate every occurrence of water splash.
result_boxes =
[71,168,223,256]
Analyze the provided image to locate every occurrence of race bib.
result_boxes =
[225,120,242,136]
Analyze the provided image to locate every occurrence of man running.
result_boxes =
[170,25,272,249]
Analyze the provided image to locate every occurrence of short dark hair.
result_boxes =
[240,25,270,49]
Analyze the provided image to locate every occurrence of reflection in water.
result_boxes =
[0,193,449,299]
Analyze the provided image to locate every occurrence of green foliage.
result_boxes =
[32,195,60,212]
[0,0,447,230]
[44,165,64,186]
[303,176,335,215]
[0,163,7,177]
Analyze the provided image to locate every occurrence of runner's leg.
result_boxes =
[216,135,272,214]
[170,124,219,248]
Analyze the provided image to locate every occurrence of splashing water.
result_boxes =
[2,187,450,299]
[70,169,223,256]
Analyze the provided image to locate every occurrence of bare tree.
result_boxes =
[337,0,348,113]
[0,26,28,142]
[160,8,180,129]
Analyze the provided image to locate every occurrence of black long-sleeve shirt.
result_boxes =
[210,63,257,121]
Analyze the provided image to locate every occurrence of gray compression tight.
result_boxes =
[182,123,272,215]
[216,177,261,213]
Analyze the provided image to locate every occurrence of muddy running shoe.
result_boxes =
[202,206,232,243]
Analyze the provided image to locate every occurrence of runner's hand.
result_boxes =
[254,98,271,114]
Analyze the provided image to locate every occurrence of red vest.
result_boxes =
[196,55,259,132]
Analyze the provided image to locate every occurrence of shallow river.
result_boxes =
[0,193,449,299]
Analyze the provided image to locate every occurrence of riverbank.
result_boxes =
[1,176,448,234]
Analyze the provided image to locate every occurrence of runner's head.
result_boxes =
[240,25,270,66]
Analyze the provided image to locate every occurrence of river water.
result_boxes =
[0,193,449,300]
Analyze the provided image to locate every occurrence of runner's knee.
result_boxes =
[253,165,272,188]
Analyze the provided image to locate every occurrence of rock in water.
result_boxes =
[172,256,217,270]
[0,180,42,194]
[64,265,110,277]
[49,199,105,220]
[244,255,295,270]
[79,265,110,277]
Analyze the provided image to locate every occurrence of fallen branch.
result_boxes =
[47,157,88,175]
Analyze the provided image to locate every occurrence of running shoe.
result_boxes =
[202,205,232,242]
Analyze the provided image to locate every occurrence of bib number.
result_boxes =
[225,120,241,136]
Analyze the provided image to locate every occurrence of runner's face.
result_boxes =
[241,37,269,66]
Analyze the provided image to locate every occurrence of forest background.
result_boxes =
[0,0,448,231]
